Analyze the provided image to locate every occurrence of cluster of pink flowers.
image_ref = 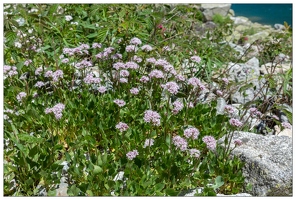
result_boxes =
[190,56,201,63]
[216,90,223,96]
[161,81,179,95]
[229,118,243,127]
[140,76,150,83]
[130,37,142,45]
[119,78,128,83]
[143,138,155,148]
[46,70,63,82]
[113,62,126,70]
[163,65,177,75]
[222,78,229,84]
[172,135,188,151]
[116,122,129,132]
[146,57,156,64]
[130,87,140,95]
[188,149,200,158]
[24,59,32,66]
[75,59,93,69]
[282,122,292,129]
[234,139,243,146]
[45,103,65,120]
[34,81,45,88]
[98,86,107,93]
[120,70,130,77]
[202,136,216,151]
[143,110,161,126]
[184,127,199,140]
[149,70,164,79]
[61,58,69,63]
[175,74,185,82]
[114,99,126,107]
[141,45,153,52]
[111,53,123,60]
[83,73,101,84]
[188,77,206,90]
[126,45,137,52]
[249,107,262,117]
[95,47,115,59]
[63,44,90,56]
[125,61,139,69]
[92,42,102,49]
[155,59,169,66]
[16,92,27,102]
[132,55,142,63]
[35,66,44,76]
[224,105,235,114]
[4,65,18,78]
[126,150,139,160]
[172,100,184,114]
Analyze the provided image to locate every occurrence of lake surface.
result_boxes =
[231,4,292,27]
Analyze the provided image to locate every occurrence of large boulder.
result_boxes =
[200,4,231,21]
[218,131,292,196]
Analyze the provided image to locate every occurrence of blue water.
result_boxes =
[231,4,292,27]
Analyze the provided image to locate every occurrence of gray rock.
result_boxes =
[260,62,292,75]
[194,21,217,37]
[200,3,231,21]
[216,97,226,115]
[218,131,292,196]
[232,89,254,104]
[247,31,270,43]
[230,16,251,25]
[228,57,261,104]
[274,24,286,30]
[277,129,292,138]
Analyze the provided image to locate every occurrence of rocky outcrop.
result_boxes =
[218,131,292,196]
[200,4,231,21]
[227,57,261,104]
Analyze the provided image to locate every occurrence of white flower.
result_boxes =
[16,18,25,26]
[14,42,22,48]
[65,15,73,21]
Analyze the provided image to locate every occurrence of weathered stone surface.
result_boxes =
[200,3,231,21]
[228,57,261,104]
[260,62,292,74]
[218,131,292,196]
[247,31,270,43]
[230,16,251,25]
[274,23,286,30]
[277,129,292,138]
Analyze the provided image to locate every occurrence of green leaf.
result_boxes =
[48,189,57,196]
[155,183,165,191]
[165,188,179,196]
[68,185,81,196]
[86,189,94,196]
[97,154,103,166]
[18,134,44,143]
[97,27,109,43]
[29,145,39,158]
[87,32,98,38]
[212,176,224,190]
[93,165,103,174]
